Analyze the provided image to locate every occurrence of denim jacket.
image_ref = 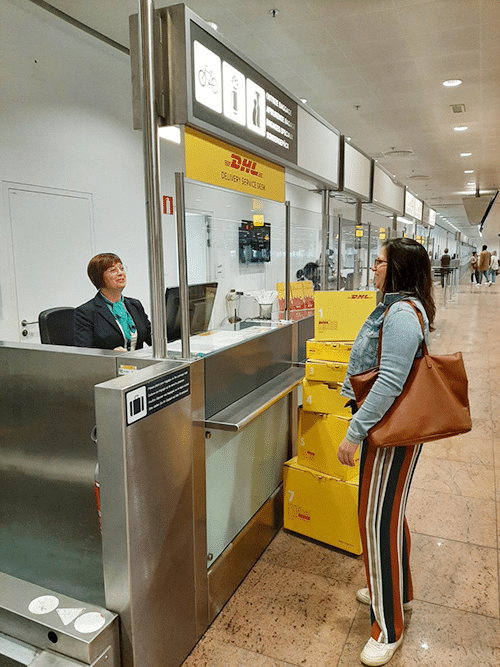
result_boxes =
[340,292,430,444]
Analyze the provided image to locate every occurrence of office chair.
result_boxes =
[38,307,75,346]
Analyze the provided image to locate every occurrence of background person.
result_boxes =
[489,250,498,286]
[477,244,491,285]
[74,253,152,350]
[470,251,479,284]
[440,248,451,287]
[337,238,435,666]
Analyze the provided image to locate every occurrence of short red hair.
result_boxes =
[87,253,122,289]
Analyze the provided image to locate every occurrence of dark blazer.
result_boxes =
[74,292,152,350]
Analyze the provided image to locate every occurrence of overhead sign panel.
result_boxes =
[343,140,371,201]
[189,21,298,164]
[372,163,405,215]
[185,127,285,202]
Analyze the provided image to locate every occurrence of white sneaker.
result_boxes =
[356,588,413,611]
[360,636,404,666]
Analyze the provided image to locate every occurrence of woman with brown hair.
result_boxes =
[74,253,151,351]
[337,238,435,666]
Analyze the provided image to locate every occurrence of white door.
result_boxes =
[7,184,94,342]
[185,212,210,284]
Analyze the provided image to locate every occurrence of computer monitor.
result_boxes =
[165,282,218,342]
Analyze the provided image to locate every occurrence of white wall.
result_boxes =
[0,0,325,341]
[0,0,176,341]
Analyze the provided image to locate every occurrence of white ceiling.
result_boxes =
[38,0,500,246]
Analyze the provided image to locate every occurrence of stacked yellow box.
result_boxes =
[283,291,376,555]
[277,281,314,321]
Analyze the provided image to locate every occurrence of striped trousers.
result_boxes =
[358,440,422,644]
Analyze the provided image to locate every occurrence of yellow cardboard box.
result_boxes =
[314,290,376,341]
[298,410,359,480]
[303,281,314,309]
[305,359,348,383]
[306,339,353,362]
[283,457,362,555]
[302,379,351,418]
[277,281,314,316]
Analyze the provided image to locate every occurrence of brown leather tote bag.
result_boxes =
[349,301,472,448]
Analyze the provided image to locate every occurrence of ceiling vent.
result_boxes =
[450,103,466,113]
[383,149,414,157]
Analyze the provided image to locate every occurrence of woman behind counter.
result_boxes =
[337,238,436,666]
[74,253,152,351]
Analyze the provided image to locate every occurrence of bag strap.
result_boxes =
[377,299,428,365]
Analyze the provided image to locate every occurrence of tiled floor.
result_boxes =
[182,278,500,666]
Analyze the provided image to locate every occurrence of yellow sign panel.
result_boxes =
[185,127,285,202]
[253,214,264,226]
[355,226,363,237]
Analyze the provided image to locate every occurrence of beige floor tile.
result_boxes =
[181,636,299,667]
[206,559,357,667]
[410,533,499,617]
[412,456,495,500]
[260,530,365,584]
[406,488,497,548]
[420,420,493,466]
[339,601,500,666]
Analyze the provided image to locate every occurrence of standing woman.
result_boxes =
[337,238,435,666]
[489,250,498,285]
[74,253,152,351]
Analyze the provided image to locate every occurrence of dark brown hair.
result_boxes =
[382,238,436,331]
[87,253,122,289]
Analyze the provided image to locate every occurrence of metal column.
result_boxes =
[320,190,331,290]
[175,172,191,358]
[138,0,167,357]
[285,200,291,318]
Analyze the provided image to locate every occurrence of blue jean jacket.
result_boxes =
[340,292,430,444]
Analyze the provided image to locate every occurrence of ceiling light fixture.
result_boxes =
[467,182,475,186]
[464,169,474,173]
[453,126,468,131]
[207,21,218,30]
[443,79,462,87]
[460,152,472,157]
[300,98,307,104]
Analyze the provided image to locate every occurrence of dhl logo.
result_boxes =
[225,153,263,178]
[350,294,371,299]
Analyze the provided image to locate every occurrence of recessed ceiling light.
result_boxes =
[300,98,307,104]
[460,152,472,157]
[464,169,474,173]
[443,79,462,87]
[207,21,218,30]
[453,126,468,131]
[467,181,475,185]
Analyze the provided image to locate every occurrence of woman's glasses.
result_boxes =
[373,258,387,267]
[105,264,127,276]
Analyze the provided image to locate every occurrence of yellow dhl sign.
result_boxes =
[185,127,285,203]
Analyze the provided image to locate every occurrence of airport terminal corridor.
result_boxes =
[182,280,500,667]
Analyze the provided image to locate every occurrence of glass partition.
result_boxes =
[177,180,287,331]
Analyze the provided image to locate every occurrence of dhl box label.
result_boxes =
[305,359,348,383]
[283,457,362,555]
[314,291,376,341]
[298,409,359,480]
[306,339,353,362]
[302,379,351,418]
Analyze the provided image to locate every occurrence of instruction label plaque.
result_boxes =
[126,368,191,425]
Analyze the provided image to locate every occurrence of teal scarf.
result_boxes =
[109,299,136,341]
